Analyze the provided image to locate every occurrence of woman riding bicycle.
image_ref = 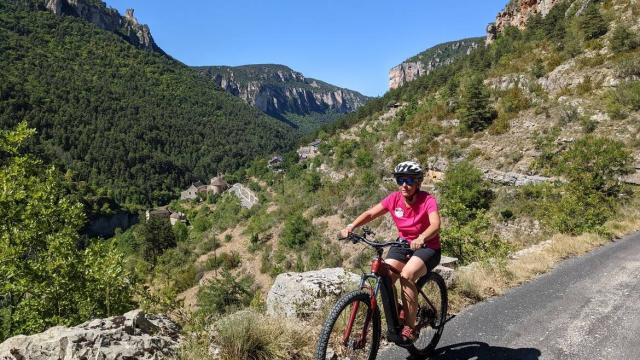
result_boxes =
[339,160,441,343]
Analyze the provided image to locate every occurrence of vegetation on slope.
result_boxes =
[0,1,295,206]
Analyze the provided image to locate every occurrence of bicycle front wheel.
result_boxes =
[408,271,448,357]
[315,290,381,360]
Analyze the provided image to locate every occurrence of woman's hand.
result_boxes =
[410,237,425,250]
[338,225,353,239]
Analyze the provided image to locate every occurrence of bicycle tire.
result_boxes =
[315,290,381,360]
[407,271,448,356]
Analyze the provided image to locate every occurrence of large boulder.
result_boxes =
[266,268,360,320]
[0,310,180,360]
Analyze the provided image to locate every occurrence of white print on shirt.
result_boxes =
[394,207,404,218]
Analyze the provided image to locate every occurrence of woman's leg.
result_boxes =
[399,256,428,330]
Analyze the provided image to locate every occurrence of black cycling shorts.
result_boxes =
[386,245,441,272]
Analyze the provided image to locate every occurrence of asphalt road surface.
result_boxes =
[380,231,640,360]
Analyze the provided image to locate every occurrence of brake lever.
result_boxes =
[362,226,376,237]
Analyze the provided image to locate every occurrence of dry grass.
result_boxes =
[175,310,315,360]
[449,199,640,313]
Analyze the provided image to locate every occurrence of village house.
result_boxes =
[145,207,171,221]
[180,181,205,200]
[297,139,321,160]
[208,176,229,194]
[267,156,284,172]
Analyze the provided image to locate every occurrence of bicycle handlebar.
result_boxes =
[338,230,410,249]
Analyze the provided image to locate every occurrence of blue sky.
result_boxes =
[106,1,508,97]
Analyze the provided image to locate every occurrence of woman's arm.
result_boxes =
[338,203,388,238]
[410,210,441,250]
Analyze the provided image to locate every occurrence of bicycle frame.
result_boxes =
[342,246,440,347]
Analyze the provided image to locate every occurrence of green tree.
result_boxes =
[279,213,313,249]
[458,75,496,132]
[197,270,254,316]
[134,216,177,263]
[579,4,608,40]
[557,136,633,196]
[610,25,639,53]
[437,161,499,262]
[437,161,493,224]
[0,122,136,339]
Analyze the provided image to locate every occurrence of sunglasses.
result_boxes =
[395,177,419,186]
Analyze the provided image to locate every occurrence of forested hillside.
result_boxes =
[0,1,295,205]
[3,0,640,358]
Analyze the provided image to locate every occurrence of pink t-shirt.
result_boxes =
[380,191,440,249]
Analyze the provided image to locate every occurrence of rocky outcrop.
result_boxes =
[196,65,370,120]
[389,38,483,89]
[44,0,163,53]
[0,310,180,360]
[487,0,594,42]
[266,268,360,319]
[389,62,426,90]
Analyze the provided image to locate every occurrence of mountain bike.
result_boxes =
[315,228,448,360]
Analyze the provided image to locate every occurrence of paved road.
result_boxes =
[380,231,640,360]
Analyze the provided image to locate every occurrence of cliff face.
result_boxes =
[486,0,593,42]
[196,65,370,120]
[44,0,163,53]
[388,38,484,89]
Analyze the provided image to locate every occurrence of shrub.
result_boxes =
[498,87,530,115]
[134,217,177,264]
[197,270,254,316]
[579,4,608,40]
[610,81,640,112]
[458,75,496,132]
[437,161,493,224]
[280,213,313,249]
[213,310,314,360]
[557,136,633,196]
[610,25,639,53]
[303,171,322,192]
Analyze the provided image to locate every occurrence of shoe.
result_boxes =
[401,325,418,343]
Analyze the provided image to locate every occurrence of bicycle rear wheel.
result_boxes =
[408,271,447,356]
[315,290,381,360]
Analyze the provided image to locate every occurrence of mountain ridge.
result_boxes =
[195,64,371,131]
[389,37,484,89]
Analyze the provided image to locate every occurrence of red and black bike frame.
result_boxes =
[342,247,438,347]
[342,248,405,346]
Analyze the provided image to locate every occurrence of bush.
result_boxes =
[197,270,254,316]
[557,136,633,196]
[458,75,496,132]
[609,81,640,112]
[213,310,314,360]
[437,161,493,224]
[279,213,313,249]
[498,87,530,115]
[579,4,608,40]
[610,25,639,53]
[134,217,177,264]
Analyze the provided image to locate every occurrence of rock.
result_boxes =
[389,39,483,89]
[228,183,258,209]
[439,256,459,268]
[197,65,369,119]
[434,266,455,288]
[44,0,163,53]
[266,268,360,320]
[483,169,552,186]
[0,310,180,360]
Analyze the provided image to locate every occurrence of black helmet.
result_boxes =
[393,161,424,177]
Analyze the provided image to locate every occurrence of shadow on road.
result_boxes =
[407,341,541,360]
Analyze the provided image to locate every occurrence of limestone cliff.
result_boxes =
[388,38,484,89]
[486,0,594,42]
[44,0,164,54]
[196,64,370,126]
